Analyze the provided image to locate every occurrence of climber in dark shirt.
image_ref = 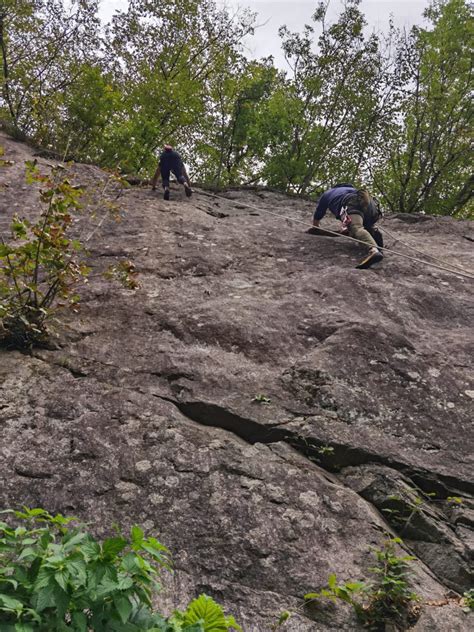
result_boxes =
[151,145,192,200]
[312,184,384,269]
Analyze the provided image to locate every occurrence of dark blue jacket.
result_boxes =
[314,186,356,221]
[159,149,184,174]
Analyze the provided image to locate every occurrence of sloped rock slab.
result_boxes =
[1,132,473,629]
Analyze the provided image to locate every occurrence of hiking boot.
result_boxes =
[356,248,384,269]
[184,184,193,198]
[164,188,170,201]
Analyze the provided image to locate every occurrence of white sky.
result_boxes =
[100,0,430,68]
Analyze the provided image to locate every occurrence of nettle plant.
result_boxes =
[303,538,419,630]
[272,539,421,631]
[0,160,138,349]
[0,507,241,632]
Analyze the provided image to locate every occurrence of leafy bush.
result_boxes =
[303,539,419,630]
[462,589,474,612]
[0,507,241,631]
[0,162,89,349]
[0,159,137,350]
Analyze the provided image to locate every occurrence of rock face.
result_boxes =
[0,132,473,630]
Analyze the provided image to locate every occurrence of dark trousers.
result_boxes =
[160,168,185,188]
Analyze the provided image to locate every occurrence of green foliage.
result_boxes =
[0,162,89,349]
[372,0,473,217]
[0,0,471,217]
[59,64,122,164]
[99,0,256,175]
[316,445,335,456]
[462,589,474,612]
[194,57,280,187]
[0,160,137,349]
[303,539,418,630]
[271,610,291,630]
[252,394,271,404]
[104,260,140,291]
[0,507,241,632]
[0,0,100,143]
[171,595,242,632]
[268,0,384,194]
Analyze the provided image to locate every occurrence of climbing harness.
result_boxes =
[198,191,474,281]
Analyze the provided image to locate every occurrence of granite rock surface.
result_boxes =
[1,132,473,630]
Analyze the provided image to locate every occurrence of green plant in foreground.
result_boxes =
[0,507,241,631]
[252,394,271,405]
[302,539,418,630]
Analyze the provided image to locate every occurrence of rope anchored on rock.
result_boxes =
[199,191,474,281]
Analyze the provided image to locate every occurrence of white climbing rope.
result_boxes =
[381,225,472,276]
[199,191,474,281]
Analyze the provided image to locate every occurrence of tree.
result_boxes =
[0,0,100,146]
[372,0,473,217]
[193,55,279,186]
[102,0,256,175]
[260,0,385,194]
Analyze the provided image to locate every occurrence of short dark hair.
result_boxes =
[333,182,354,188]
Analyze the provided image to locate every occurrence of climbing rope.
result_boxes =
[381,225,472,276]
[199,191,474,281]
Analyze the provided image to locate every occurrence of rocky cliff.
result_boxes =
[0,132,473,631]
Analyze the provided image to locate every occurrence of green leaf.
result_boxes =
[327,573,337,590]
[0,244,13,257]
[0,593,24,610]
[96,574,119,597]
[142,543,169,565]
[114,594,133,623]
[345,582,366,592]
[15,624,35,632]
[81,538,101,559]
[131,525,144,546]
[102,536,128,559]
[52,585,69,619]
[34,566,55,591]
[66,559,87,585]
[277,610,291,625]
[35,583,56,612]
[64,530,87,549]
[183,594,242,631]
[116,575,134,591]
[71,240,83,251]
[18,547,37,561]
[54,568,69,591]
[0,578,18,590]
[71,612,88,631]
[121,552,139,573]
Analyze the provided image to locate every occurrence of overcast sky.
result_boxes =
[100,0,430,68]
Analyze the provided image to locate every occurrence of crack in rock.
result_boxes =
[167,398,473,496]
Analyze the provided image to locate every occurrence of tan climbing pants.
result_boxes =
[348,213,378,250]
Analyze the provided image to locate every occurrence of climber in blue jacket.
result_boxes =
[311,184,384,269]
[151,145,192,200]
